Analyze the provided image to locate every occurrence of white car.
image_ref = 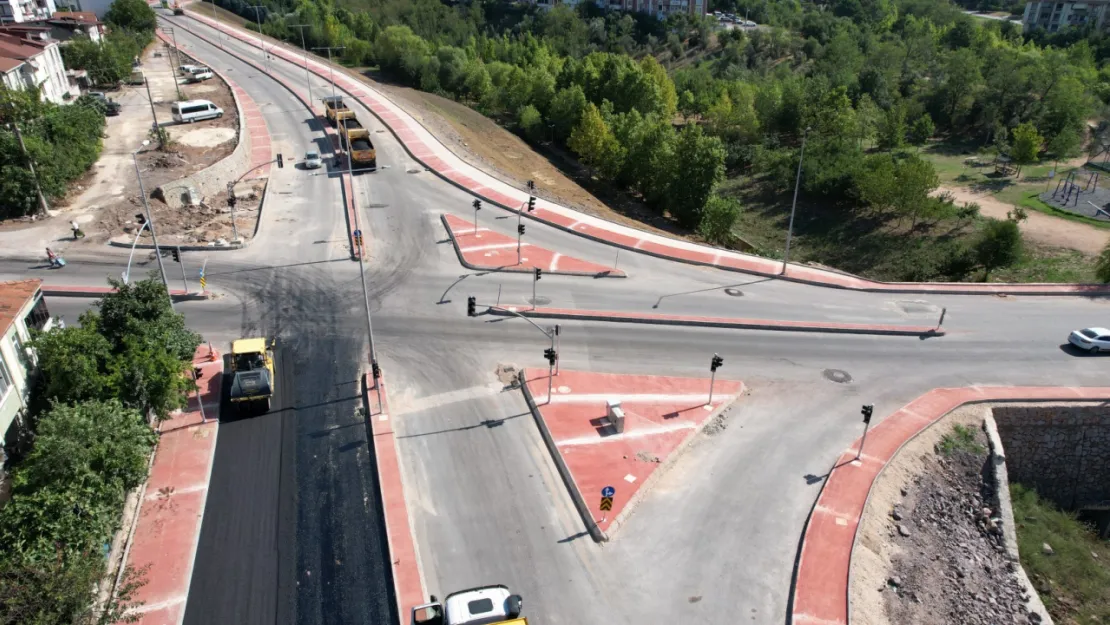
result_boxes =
[1068,327,1110,353]
[303,150,323,169]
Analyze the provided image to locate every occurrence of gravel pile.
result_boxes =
[882,437,1043,624]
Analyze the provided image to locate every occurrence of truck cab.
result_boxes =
[412,585,526,625]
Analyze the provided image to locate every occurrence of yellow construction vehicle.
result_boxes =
[411,585,526,625]
[322,95,353,126]
[229,337,275,415]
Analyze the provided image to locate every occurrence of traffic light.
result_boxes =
[544,347,557,365]
[861,404,874,424]
[276,153,283,168]
[467,296,476,317]
[193,366,203,380]
[135,213,147,225]
[527,196,535,212]
[517,223,525,236]
[527,179,535,192]
[227,194,237,208]
[372,361,381,379]
[473,199,482,211]
[171,247,181,263]
[534,267,541,281]
[710,353,723,372]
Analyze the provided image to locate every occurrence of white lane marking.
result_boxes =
[550,253,562,272]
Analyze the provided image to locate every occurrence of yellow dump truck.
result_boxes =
[229,337,275,415]
[323,95,353,126]
[412,586,527,625]
[338,117,377,170]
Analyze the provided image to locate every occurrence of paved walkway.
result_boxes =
[363,373,426,621]
[441,213,625,277]
[790,385,1110,625]
[521,369,743,539]
[182,11,1110,297]
[122,346,221,625]
[489,306,944,337]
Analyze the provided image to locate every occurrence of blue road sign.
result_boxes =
[353,229,362,238]
[602,486,615,498]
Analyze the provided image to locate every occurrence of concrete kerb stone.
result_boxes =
[605,387,743,539]
[516,369,607,543]
[982,413,1055,624]
[486,306,944,338]
[437,214,626,278]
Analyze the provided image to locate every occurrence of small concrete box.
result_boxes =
[607,399,625,434]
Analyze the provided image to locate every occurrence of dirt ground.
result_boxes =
[939,185,1110,256]
[851,405,1041,625]
[0,40,240,250]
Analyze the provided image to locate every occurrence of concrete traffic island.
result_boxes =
[441,213,626,277]
[519,368,743,541]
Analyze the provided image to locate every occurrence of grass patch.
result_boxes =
[1011,483,1110,624]
[936,424,984,456]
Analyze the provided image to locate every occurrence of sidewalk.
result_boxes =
[119,346,221,625]
[180,10,1110,297]
[790,385,1110,625]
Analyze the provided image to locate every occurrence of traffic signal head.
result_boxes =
[861,404,874,424]
[135,213,147,225]
[517,223,525,236]
[527,196,536,212]
[527,179,535,191]
[544,347,557,365]
[171,247,181,263]
[371,361,381,379]
[276,153,283,168]
[193,366,203,379]
[467,296,476,317]
[473,199,482,210]
[228,194,237,207]
[534,267,541,280]
[710,353,723,372]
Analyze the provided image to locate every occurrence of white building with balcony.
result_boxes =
[0,0,56,23]
[0,280,54,472]
[1022,0,1110,32]
[0,28,72,103]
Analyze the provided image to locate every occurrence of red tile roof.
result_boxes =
[52,11,100,24]
[0,57,23,72]
[0,279,41,339]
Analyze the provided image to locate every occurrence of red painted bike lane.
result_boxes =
[119,347,222,625]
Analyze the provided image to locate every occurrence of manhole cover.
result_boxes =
[823,369,853,384]
[527,296,552,306]
[723,288,744,297]
[366,203,388,209]
[893,300,939,315]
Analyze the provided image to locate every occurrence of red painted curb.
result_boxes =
[42,285,204,298]
[362,373,425,622]
[789,385,1110,625]
[177,12,1110,298]
[487,305,943,337]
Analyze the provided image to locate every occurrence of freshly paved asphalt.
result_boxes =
[4,10,1110,624]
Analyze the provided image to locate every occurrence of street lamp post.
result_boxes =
[311,46,345,104]
[289,23,313,103]
[132,141,174,309]
[160,31,183,101]
[248,5,268,72]
[122,220,151,284]
[781,126,810,275]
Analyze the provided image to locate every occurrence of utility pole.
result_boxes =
[210,0,222,48]
[288,23,313,103]
[311,46,345,103]
[10,122,49,215]
[161,36,182,101]
[225,181,241,242]
[132,144,174,309]
[248,5,268,72]
[143,72,162,145]
[782,126,810,275]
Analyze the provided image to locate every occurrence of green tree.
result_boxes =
[975,218,1023,279]
[518,105,544,142]
[697,195,742,245]
[568,103,623,179]
[0,552,147,625]
[1010,121,1043,177]
[667,124,726,228]
[877,104,907,151]
[548,85,588,142]
[908,113,935,148]
[31,324,117,407]
[1096,239,1110,283]
[105,0,156,35]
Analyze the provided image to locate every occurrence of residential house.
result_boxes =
[53,0,110,18]
[0,0,56,23]
[0,27,74,103]
[1,10,105,42]
[0,279,54,468]
[1022,0,1110,32]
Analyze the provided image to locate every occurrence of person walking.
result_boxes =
[70,220,84,239]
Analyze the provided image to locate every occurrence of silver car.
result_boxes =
[303,150,323,169]
[1068,327,1110,353]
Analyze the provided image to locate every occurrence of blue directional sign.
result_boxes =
[353,229,362,238]
[601,486,615,498]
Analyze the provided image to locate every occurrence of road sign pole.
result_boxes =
[708,369,717,406]
[192,367,207,424]
[178,248,189,293]
[857,404,874,461]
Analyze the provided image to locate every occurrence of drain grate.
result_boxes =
[724,288,744,297]
[823,369,853,384]
[527,296,552,306]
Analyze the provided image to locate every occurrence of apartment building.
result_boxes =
[1022,0,1110,32]
[531,0,706,18]
[0,280,54,469]
[0,0,56,24]
[0,27,73,103]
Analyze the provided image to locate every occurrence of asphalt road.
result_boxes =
[6,10,1110,625]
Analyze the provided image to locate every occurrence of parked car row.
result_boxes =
[712,11,756,26]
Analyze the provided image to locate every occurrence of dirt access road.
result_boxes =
[940,186,1110,255]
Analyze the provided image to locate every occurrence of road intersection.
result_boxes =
[3,9,1110,624]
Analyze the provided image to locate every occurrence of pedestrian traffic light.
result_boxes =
[473,199,482,211]
[527,196,535,212]
[135,213,146,225]
[517,223,525,236]
[276,153,283,168]
[861,404,874,424]
[710,353,723,372]
[467,295,476,317]
[171,247,181,263]
[534,267,541,281]
[193,366,203,380]
[544,347,557,365]
[372,360,381,379]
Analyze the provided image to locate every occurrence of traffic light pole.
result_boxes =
[532,269,538,311]
[707,368,717,405]
[177,248,189,293]
[133,151,174,310]
[226,181,240,242]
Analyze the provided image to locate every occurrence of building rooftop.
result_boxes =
[51,11,102,25]
[0,56,24,72]
[0,279,42,339]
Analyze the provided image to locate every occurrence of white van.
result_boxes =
[172,99,223,123]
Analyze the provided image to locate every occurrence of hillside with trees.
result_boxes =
[209,0,1107,281]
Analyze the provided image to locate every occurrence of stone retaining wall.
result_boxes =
[993,403,1110,510]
